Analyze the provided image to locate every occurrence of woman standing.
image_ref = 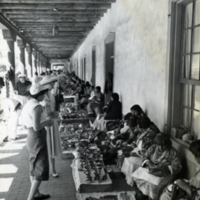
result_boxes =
[40,75,62,178]
[21,83,53,200]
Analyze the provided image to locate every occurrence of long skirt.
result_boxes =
[26,127,49,181]
[46,119,62,159]
[133,175,174,200]
[121,156,143,186]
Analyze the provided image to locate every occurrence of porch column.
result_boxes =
[26,45,32,79]
[2,29,16,97]
[37,52,41,74]
[32,49,37,74]
[17,38,26,75]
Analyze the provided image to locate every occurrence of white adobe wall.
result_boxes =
[71,0,169,132]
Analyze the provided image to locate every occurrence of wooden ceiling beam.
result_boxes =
[40,49,74,52]
[24,31,87,36]
[0,0,115,3]
[16,22,96,27]
[0,3,111,10]
[36,44,77,47]
[43,53,73,55]
[6,13,103,18]
[10,17,101,23]
[17,28,91,33]
[31,38,83,42]
[2,9,107,15]
[15,27,91,31]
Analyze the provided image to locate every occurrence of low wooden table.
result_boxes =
[71,158,113,193]
[76,191,136,200]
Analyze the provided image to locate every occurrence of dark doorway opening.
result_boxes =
[83,57,86,81]
[91,46,96,86]
[104,32,115,104]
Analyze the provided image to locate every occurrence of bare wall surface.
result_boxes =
[71,0,169,132]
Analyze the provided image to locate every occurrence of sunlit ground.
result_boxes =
[0,164,18,174]
[0,127,27,195]
[0,178,13,192]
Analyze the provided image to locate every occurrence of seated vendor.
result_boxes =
[160,139,200,200]
[130,104,146,119]
[133,133,182,200]
[89,93,122,131]
[87,86,104,117]
[79,82,92,107]
[111,113,136,145]
[121,116,157,182]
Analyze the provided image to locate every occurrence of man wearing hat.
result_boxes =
[7,73,32,141]
[14,73,32,98]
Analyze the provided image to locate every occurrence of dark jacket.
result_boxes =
[104,100,122,120]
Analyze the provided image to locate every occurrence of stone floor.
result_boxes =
[0,128,77,200]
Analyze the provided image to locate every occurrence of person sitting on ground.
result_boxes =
[79,82,91,108]
[87,86,104,117]
[121,116,157,184]
[111,113,135,145]
[110,104,145,139]
[90,93,122,131]
[130,104,146,119]
[160,139,200,200]
[133,133,182,200]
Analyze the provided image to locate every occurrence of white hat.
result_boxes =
[30,83,49,95]
[18,73,26,78]
[39,75,58,85]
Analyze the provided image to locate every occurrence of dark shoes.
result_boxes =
[34,194,50,200]
[52,173,59,178]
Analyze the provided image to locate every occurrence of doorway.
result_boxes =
[83,57,86,81]
[91,46,96,86]
[104,32,115,104]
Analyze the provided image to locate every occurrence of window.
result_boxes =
[168,0,200,139]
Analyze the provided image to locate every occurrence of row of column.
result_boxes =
[2,29,48,83]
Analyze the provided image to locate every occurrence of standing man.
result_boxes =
[6,73,32,140]
[14,73,31,105]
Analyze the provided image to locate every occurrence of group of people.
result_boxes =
[87,104,200,200]
[1,70,200,200]
[2,71,64,200]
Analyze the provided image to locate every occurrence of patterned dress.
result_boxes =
[133,144,182,200]
[121,128,157,186]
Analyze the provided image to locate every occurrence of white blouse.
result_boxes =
[21,98,45,128]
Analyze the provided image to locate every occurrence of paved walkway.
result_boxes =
[0,128,77,200]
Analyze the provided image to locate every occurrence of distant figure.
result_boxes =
[0,77,5,94]
[14,73,31,105]
[87,86,104,117]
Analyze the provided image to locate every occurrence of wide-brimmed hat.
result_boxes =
[39,75,58,85]
[18,73,26,78]
[30,83,49,95]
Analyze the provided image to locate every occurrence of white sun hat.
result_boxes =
[18,73,26,78]
[39,75,58,85]
[29,83,49,95]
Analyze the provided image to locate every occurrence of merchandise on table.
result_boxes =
[76,192,136,200]
[77,141,107,183]
[85,195,118,200]
[59,126,94,151]
[60,102,75,113]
